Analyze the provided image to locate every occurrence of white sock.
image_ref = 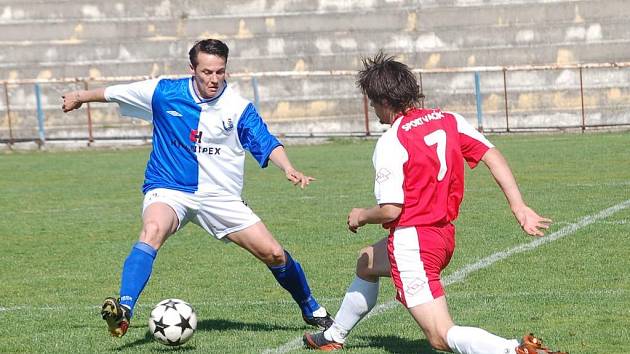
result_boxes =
[324,276,379,344]
[446,326,519,354]
[312,306,327,317]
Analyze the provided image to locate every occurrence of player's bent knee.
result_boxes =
[260,246,285,266]
[139,220,168,249]
[270,248,286,266]
[355,246,377,280]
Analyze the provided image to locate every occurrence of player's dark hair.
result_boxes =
[189,39,229,67]
[357,51,423,112]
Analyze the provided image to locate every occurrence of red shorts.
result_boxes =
[388,224,455,308]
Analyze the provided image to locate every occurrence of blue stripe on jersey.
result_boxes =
[237,103,282,168]
[143,78,201,194]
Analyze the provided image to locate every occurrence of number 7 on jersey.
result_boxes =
[423,129,447,181]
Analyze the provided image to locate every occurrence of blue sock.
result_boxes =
[119,242,157,317]
[268,251,321,318]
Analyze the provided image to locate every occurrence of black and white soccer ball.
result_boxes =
[148,298,197,346]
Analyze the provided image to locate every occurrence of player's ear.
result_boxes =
[189,63,195,74]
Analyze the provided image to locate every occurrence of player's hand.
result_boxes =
[61,91,83,112]
[347,208,366,233]
[513,205,552,237]
[285,168,315,189]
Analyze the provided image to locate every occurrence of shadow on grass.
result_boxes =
[196,318,304,332]
[114,331,195,352]
[353,334,443,354]
[112,317,304,350]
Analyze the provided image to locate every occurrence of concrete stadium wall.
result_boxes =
[1,0,629,140]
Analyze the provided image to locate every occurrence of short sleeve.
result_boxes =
[104,79,160,122]
[451,112,494,168]
[237,103,282,168]
[373,131,408,205]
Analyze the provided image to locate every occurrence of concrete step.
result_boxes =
[2,37,628,81]
[0,0,419,21]
[3,14,628,57]
[4,30,411,64]
[409,40,630,68]
[428,20,630,49]
[3,1,628,42]
[3,0,620,25]
[1,1,627,82]
[0,8,413,42]
[416,0,630,29]
[0,8,414,43]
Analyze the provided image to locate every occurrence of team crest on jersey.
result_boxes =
[222,117,234,134]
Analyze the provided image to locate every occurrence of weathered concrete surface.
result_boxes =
[1,0,629,140]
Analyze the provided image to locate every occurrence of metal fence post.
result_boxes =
[503,68,510,132]
[363,94,371,136]
[3,81,14,147]
[474,71,484,133]
[35,83,46,146]
[579,66,586,133]
[418,72,425,109]
[251,76,260,111]
[83,80,94,145]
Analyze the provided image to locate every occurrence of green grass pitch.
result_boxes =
[0,132,628,353]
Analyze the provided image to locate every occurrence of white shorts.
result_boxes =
[142,188,261,240]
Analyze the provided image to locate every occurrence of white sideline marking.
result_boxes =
[262,199,630,354]
[566,181,630,188]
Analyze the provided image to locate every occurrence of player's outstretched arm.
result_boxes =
[61,87,107,113]
[268,146,315,189]
[347,203,402,233]
[481,148,552,236]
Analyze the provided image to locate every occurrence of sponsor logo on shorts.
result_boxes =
[404,277,427,296]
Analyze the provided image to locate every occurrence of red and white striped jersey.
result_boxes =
[373,108,494,228]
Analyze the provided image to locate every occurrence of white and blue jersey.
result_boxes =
[104,77,282,196]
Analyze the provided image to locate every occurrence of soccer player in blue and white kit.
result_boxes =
[61,39,333,337]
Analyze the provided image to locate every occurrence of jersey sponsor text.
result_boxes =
[171,138,222,155]
[401,110,444,132]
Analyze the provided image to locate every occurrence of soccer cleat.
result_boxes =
[303,311,334,330]
[101,297,131,337]
[303,331,344,351]
[515,333,568,354]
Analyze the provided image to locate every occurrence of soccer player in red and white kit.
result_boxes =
[304,52,567,354]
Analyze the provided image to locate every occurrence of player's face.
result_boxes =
[191,53,227,99]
